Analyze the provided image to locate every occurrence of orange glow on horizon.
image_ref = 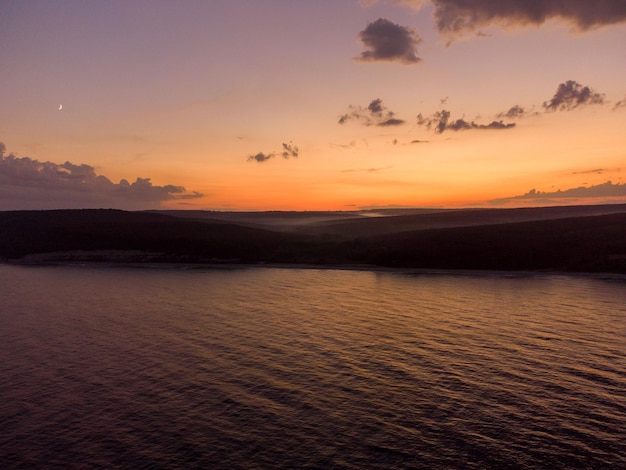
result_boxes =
[1,2,624,212]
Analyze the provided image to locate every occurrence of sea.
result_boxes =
[1,264,625,469]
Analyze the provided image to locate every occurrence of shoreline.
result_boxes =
[2,208,625,277]
[4,259,625,281]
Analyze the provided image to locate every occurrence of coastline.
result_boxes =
[4,258,625,281]
[2,207,625,276]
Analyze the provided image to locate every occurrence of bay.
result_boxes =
[1,265,625,469]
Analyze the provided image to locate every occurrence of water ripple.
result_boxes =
[1,265,625,469]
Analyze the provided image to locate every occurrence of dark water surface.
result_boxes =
[1,265,625,469]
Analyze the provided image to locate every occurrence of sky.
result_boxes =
[1,0,625,211]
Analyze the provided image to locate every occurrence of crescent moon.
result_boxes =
[58,104,63,111]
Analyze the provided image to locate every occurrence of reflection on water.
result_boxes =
[1,265,625,469]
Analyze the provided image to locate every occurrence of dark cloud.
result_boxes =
[0,142,203,210]
[247,152,276,163]
[355,18,422,64]
[430,0,626,38]
[497,105,526,119]
[281,142,299,159]
[476,120,516,130]
[247,141,300,163]
[339,98,405,127]
[449,118,515,131]
[417,109,515,133]
[379,118,405,127]
[543,80,606,112]
[368,99,385,114]
[417,109,450,133]
[495,81,605,119]
[490,181,626,204]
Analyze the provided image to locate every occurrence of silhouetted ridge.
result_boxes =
[0,209,297,263]
[1,208,625,273]
[347,213,626,272]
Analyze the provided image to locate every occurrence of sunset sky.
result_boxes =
[1,0,625,211]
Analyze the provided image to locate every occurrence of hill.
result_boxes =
[153,204,626,236]
[1,206,625,273]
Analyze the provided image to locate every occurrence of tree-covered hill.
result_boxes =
[1,208,625,273]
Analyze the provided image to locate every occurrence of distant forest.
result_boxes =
[1,206,625,273]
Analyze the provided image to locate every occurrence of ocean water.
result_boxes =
[0,264,625,469]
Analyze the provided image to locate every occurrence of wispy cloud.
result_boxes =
[614,94,626,110]
[543,80,605,112]
[417,109,515,133]
[339,99,405,127]
[0,142,203,210]
[355,18,422,64]
[572,168,610,176]
[341,166,392,173]
[247,141,300,163]
[490,181,626,205]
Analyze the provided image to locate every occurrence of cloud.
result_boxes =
[490,181,626,205]
[247,152,276,163]
[368,98,385,115]
[543,80,606,111]
[0,142,203,210]
[417,109,515,133]
[429,0,626,39]
[572,169,609,175]
[417,109,449,133]
[341,166,392,173]
[379,118,405,127]
[493,80,606,120]
[339,98,405,127]
[281,142,299,158]
[247,141,300,163]
[614,94,626,110]
[355,18,422,64]
[496,105,526,119]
